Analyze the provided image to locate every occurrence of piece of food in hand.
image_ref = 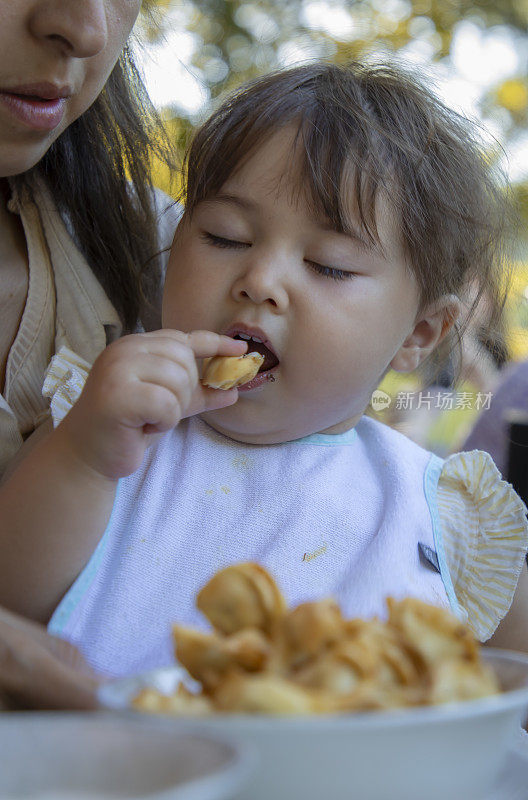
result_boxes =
[197,562,287,636]
[201,352,264,389]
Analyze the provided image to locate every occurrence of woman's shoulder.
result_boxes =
[437,449,528,640]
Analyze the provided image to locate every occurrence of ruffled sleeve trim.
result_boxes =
[437,449,528,641]
[42,345,91,427]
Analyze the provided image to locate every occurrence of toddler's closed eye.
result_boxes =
[305,260,356,281]
[201,232,250,250]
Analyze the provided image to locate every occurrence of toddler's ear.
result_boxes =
[390,294,461,373]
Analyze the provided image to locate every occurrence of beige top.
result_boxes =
[0,180,179,477]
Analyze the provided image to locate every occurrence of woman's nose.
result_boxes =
[28,0,109,59]
[231,258,289,312]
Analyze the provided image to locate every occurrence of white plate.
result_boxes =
[99,649,528,800]
[0,712,254,800]
[485,732,528,800]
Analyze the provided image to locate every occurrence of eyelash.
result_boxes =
[201,232,249,250]
[201,232,355,281]
[305,262,355,281]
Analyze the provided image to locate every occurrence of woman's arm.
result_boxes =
[0,605,98,710]
[0,330,246,624]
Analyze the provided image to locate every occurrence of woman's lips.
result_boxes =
[0,91,66,131]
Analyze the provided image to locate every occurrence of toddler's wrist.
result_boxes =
[49,424,118,491]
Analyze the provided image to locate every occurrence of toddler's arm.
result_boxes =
[487,564,528,653]
[0,330,246,624]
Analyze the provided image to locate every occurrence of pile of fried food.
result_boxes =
[133,563,499,716]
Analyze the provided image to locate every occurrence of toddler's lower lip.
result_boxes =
[0,91,66,131]
[238,368,278,392]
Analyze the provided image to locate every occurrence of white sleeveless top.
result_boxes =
[49,414,462,678]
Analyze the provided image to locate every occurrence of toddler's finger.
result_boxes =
[177,330,248,359]
[123,330,247,367]
[106,382,186,434]
[183,386,239,419]
[129,353,199,401]
[135,329,247,356]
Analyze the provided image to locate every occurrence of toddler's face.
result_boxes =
[163,126,423,444]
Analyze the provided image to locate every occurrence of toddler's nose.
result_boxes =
[231,260,289,312]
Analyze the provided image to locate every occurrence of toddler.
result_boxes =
[1,62,526,676]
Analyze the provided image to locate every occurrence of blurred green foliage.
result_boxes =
[141,0,528,110]
[141,0,528,238]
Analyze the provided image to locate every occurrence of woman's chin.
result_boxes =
[0,137,57,178]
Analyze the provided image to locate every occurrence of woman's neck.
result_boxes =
[0,178,26,251]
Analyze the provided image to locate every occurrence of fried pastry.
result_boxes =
[196,562,287,636]
[293,648,363,695]
[342,618,421,688]
[172,624,270,691]
[281,599,345,668]
[132,563,500,717]
[386,596,479,666]
[214,671,317,714]
[429,659,499,705]
[202,352,264,389]
[132,684,213,715]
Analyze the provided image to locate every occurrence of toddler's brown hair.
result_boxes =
[181,61,512,381]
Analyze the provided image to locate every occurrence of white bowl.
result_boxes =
[0,712,254,800]
[98,649,528,800]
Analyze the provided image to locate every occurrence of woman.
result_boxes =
[0,0,179,708]
[1,0,180,475]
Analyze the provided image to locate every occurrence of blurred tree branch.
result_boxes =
[141,0,528,237]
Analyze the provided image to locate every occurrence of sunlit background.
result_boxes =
[135,0,528,454]
[137,1,528,184]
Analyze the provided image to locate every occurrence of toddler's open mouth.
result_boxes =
[233,335,279,372]
[230,328,280,390]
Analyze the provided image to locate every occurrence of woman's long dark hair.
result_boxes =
[16,44,176,333]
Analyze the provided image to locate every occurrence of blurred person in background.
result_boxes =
[461,358,528,477]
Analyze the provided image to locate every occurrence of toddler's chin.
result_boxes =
[199,407,291,445]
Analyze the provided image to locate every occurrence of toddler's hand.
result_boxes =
[57,330,247,480]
